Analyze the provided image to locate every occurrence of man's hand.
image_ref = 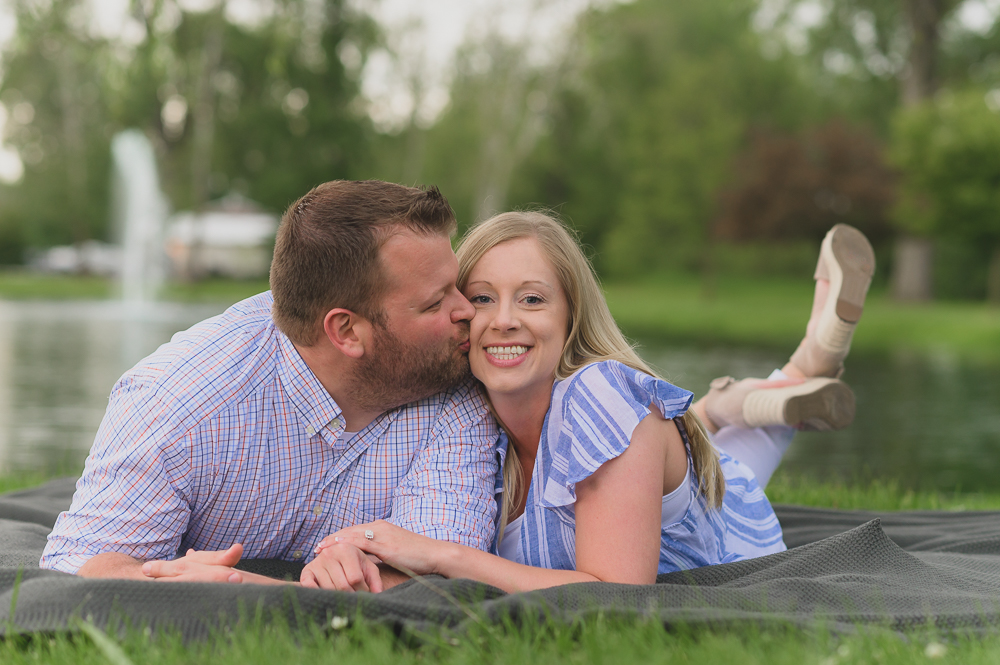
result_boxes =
[300,542,383,592]
[142,544,250,584]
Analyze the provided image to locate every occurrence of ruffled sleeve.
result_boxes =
[538,360,693,509]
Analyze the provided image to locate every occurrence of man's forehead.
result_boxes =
[379,230,457,296]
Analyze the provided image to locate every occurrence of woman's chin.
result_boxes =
[475,374,555,406]
[473,373,525,399]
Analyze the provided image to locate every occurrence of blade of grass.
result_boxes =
[75,619,135,665]
[389,563,499,638]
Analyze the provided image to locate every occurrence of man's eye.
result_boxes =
[426,300,443,311]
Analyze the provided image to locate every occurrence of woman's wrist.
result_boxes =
[435,541,465,578]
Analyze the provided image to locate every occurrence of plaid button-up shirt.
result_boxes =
[41,292,499,574]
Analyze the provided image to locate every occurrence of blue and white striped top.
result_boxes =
[495,360,786,574]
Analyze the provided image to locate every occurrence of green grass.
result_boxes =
[604,275,1000,364]
[0,271,112,299]
[0,472,64,495]
[0,605,992,664]
[766,472,1000,511]
[160,277,270,303]
[0,271,268,304]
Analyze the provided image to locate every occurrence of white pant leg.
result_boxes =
[708,369,795,489]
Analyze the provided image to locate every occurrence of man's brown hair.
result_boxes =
[270,180,457,346]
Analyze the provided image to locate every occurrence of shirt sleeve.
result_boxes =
[39,383,194,574]
[386,381,500,552]
[539,360,694,510]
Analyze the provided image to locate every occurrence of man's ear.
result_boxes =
[322,308,372,359]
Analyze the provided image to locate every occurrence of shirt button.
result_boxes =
[305,425,316,435]
[293,550,303,559]
[313,505,323,516]
[330,418,341,429]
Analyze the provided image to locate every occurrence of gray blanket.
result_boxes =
[3,478,1000,640]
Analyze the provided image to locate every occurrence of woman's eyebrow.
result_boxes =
[466,279,555,290]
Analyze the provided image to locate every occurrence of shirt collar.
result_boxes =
[275,328,346,439]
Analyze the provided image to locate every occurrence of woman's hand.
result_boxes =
[300,542,383,592]
[314,519,450,579]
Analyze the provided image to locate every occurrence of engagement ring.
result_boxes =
[364,529,374,541]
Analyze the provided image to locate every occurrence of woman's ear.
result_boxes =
[322,309,372,359]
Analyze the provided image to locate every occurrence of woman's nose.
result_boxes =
[492,301,520,330]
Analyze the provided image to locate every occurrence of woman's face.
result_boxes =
[463,237,571,401]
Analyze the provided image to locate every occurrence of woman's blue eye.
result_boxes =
[470,295,492,304]
[523,295,543,305]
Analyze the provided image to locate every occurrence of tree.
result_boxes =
[508,0,819,277]
[0,0,377,263]
[121,0,378,214]
[373,8,564,231]
[715,119,896,244]
[0,0,116,250]
[765,0,969,299]
[889,88,1000,302]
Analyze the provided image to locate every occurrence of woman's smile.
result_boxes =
[484,344,532,366]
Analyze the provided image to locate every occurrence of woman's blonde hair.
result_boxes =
[456,211,725,532]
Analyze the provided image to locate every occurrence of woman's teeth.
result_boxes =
[486,345,528,360]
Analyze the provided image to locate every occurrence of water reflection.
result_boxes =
[642,343,1000,492]
[0,301,224,474]
[1,299,998,492]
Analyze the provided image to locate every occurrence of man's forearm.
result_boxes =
[377,563,412,590]
[76,552,150,580]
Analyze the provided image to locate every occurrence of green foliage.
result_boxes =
[0,0,117,247]
[0,1,377,258]
[889,88,1000,243]
[714,120,897,245]
[939,7,1000,90]
[509,0,819,277]
[766,0,911,134]
[382,34,554,231]
[932,238,993,300]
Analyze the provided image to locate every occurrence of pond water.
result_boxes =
[1,299,999,492]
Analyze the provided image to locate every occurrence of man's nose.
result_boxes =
[452,292,475,324]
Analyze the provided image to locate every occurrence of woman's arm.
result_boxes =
[318,411,674,592]
[317,520,601,593]
[573,409,675,584]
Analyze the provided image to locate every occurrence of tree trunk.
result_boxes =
[900,0,947,107]
[56,45,88,248]
[987,246,1000,305]
[187,6,225,280]
[891,0,950,300]
[891,236,934,301]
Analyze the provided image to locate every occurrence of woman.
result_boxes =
[311,214,873,592]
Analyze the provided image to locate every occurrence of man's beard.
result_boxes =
[349,323,471,412]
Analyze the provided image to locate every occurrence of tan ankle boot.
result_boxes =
[704,376,856,431]
[790,224,876,378]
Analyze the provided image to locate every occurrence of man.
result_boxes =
[40,180,499,591]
